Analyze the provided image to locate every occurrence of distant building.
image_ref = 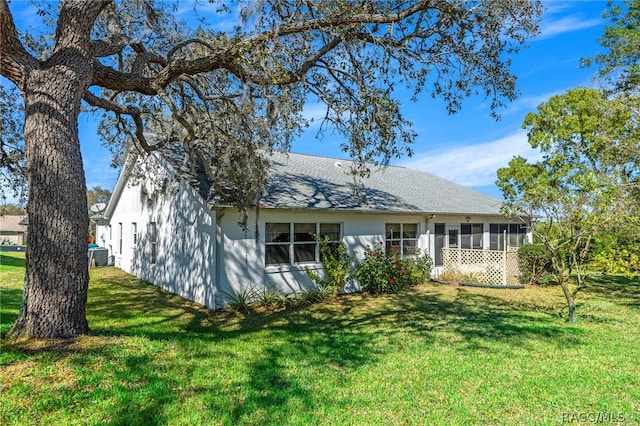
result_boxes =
[0,215,27,245]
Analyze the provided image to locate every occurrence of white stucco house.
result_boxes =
[97,147,530,309]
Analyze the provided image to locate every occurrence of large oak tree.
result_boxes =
[1,0,541,338]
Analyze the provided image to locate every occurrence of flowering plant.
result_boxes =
[355,242,432,294]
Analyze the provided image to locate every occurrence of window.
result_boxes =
[294,223,316,263]
[118,223,123,254]
[132,222,138,245]
[461,223,483,249]
[265,222,341,266]
[448,229,458,249]
[265,223,290,265]
[490,223,527,250]
[149,222,157,264]
[385,223,418,256]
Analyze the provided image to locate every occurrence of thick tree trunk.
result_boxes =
[10,73,91,338]
[9,45,92,340]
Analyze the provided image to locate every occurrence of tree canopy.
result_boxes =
[1,0,542,338]
[86,185,112,209]
[588,0,640,93]
[3,0,542,215]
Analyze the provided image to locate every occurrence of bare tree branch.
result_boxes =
[83,90,166,153]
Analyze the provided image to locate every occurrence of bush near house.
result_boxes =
[355,242,432,294]
[306,236,356,295]
[518,243,554,285]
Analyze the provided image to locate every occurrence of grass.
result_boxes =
[1,250,639,425]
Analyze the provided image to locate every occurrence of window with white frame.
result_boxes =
[132,222,138,245]
[265,222,341,266]
[149,221,157,264]
[385,223,418,256]
[461,223,483,249]
[490,223,527,250]
[118,223,123,254]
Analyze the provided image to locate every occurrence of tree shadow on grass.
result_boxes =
[586,274,640,293]
[0,288,22,335]
[578,275,640,313]
[2,274,587,424]
[0,254,26,268]
[1,338,178,425]
[303,286,585,352]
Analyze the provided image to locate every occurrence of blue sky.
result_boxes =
[291,1,612,199]
[3,1,614,203]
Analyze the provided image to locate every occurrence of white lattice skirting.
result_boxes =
[442,248,521,286]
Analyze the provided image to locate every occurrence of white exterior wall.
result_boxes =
[216,209,432,297]
[104,175,219,310]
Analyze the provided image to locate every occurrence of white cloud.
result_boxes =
[507,89,566,114]
[399,131,543,187]
[537,11,603,40]
[301,103,329,126]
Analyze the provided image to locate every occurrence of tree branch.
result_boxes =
[154,86,197,144]
[249,0,432,41]
[91,1,435,93]
[82,91,165,153]
[90,36,130,58]
[0,0,39,87]
[54,0,111,53]
[92,60,156,94]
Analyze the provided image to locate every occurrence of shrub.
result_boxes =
[222,283,259,313]
[518,243,554,285]
[296,285,334,304]
[355,242,432,294]
[256,286,293,309]
[410,248,433,283]
[306,235,355,294]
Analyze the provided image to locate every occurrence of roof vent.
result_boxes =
[334,161,343,169]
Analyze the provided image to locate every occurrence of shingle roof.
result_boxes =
[261,152,504,215]
[160,147,503,215]
[0,215,28,233]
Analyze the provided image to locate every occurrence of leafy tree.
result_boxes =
[0,203,26,216]
[586,0,640,93]
[1,0,541,338]
[0,84,26,203]
[497,88,640,322]
[86,185,111,209]
[582,0,640,279]
[590,225,640,277]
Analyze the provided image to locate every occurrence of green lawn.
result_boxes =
[1,251,639,425]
